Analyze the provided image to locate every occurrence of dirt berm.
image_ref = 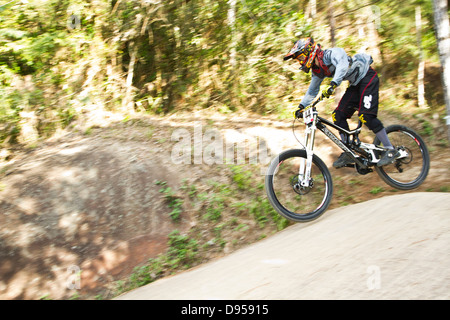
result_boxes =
[1,114,449,299]
[117,192,450,300]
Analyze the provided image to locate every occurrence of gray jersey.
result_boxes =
[300,48,373,107]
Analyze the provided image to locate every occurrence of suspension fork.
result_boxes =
[299,114,317,187]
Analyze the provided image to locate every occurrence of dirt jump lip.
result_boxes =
[116,192,450,300]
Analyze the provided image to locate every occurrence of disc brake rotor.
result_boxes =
[289,175,314,195]
[399,146,413,164]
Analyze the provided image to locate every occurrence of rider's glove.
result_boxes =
[322,81,337,98]
[294,104,305,119]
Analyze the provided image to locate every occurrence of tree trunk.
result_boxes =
[123,41,137,114]
[228,0,237,69]
[432,0,450,140]
[228,0,238,106]
[327,0,336,47]
[416,6,426,109]
[310,0,316,18]
[367,5,382,65]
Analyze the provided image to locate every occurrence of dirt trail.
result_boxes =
[0,112,449,299]
[117,192,450,300]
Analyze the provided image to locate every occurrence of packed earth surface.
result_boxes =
[1,111,449,299]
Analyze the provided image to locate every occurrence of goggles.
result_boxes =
[295,52,308,63]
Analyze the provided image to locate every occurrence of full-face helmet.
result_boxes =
[284,37,318,73]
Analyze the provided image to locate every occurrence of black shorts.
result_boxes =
[336,67,379,118]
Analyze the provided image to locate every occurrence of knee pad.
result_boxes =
[359,113,384,133]
[332,110,350,130]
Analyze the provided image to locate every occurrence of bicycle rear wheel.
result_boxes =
[265,149,333,222]
[373,125,430,190]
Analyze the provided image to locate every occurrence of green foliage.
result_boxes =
[248,196,289,230]
[230,165,253,190]
[197,189,226,222]
[0,0,444,146]
[377,0,437,73]
[115,229,199,293]
[369,186,385,195]
[156,180,184,221]
[166,230,199,268]
[180,179,197,198]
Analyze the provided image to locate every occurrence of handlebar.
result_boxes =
[297,96,364,133]
[310,94,324,108]
[294,95,324,120]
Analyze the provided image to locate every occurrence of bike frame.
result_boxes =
[297,97,388,187]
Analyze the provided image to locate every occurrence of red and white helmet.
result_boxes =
[284,37,319,73]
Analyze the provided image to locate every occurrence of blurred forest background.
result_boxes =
[0,0,449,148]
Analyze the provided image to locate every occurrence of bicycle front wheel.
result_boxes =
[265,149,333,222]
[373,124,430,190]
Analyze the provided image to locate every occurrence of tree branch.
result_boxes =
[334,0,381,19]
[335,2,398,30]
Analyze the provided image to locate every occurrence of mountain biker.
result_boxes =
[284,37,400,167]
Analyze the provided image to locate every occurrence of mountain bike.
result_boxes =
[264,95,430,222]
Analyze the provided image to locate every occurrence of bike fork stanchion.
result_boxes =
[298,129,309,186]
[299,116,317,187]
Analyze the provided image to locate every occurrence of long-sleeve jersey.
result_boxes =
[300,48,373,107]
